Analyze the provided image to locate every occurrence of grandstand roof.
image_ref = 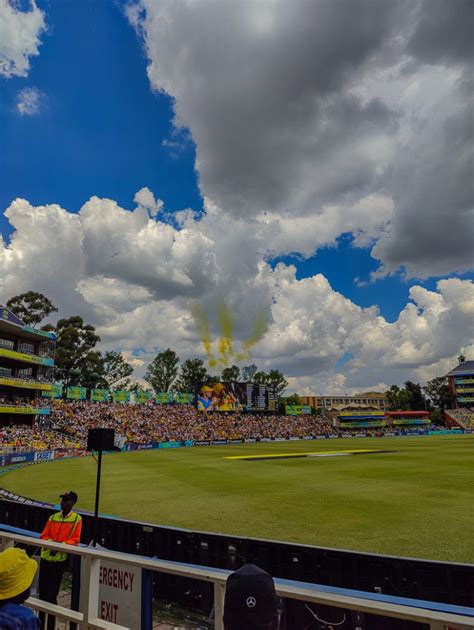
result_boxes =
[445,361,474,377]
[0,307,56,341]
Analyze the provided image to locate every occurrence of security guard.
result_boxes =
[39,491,82,629]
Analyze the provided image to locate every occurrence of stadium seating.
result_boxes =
[445,407,474,429]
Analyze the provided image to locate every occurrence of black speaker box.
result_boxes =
[87,428,115,451]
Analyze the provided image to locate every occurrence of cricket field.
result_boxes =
[3,434,473,563]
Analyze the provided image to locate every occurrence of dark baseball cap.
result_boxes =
[60,491,78,503]
[223,564,279,630]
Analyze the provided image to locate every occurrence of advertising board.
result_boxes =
[112,390,130,403]
[196,382,276,412]
[66,387,87,400]
[91,389,110,402]
[285,405,312,415]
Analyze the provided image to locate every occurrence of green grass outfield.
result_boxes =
[3,435,473,563]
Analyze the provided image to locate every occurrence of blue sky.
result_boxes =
[0,0,201,225]
[1,0,472,391]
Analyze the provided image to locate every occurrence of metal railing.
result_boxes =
[1,531,473,630]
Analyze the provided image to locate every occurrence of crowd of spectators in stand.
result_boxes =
[0,394,50,408]
[0,424,80,451]
[51,400,335,444]
[1,398,468,454]
[446,407,474,428]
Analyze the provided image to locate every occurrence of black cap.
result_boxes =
[59,491,78,503]
[223,564,279,630]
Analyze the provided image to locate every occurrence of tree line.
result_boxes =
[5,292,288,395]
[5,292,454,410]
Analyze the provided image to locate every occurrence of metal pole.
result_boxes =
[92,449,102,546]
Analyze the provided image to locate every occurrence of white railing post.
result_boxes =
[80,555,101,630]
[0,535,14,551]
[214,581,225,630]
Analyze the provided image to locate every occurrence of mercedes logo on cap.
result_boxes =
[246,596,257,608]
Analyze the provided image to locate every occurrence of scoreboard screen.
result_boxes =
[196,382,276,412]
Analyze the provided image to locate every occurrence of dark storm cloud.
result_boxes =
[132,0,473,278]
[408,0,474,65]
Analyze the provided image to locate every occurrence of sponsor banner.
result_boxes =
[22,325,56,340]
[155,392,173,404]
[245,438,257,443]
[173,392,193,404]
[339,410,385,417]
[91,389,110,402]
[194,440,211,446]
[285,405,312,416]
[211,439,227,445]
[0,348,54,366]
[303,436,315,440]
[0,308,24,327]
[228,439,244,444]
[1,453,35,466]
[66,386,87,400]
[112,390,131,403]
[274,437,287,442]
[54,448,87,459]
[0,406,50,415]
[0,377,51,391]
[260,438,272,442]
[136,444,153,450]
[134,391,154,403]
[34,450,55,462]
[42,383,63,399]
[159,441,182,449]
[392,419,430,425]
[339,421,386,428]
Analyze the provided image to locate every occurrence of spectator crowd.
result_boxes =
[1,398,467,454]
[51,400,335,444]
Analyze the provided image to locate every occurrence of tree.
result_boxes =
[6,291,57,327]
[253,371,268,384]
[404,381,427,410]
[81,351,106,389]
[176,358,208,392]
[241,363,258,381]
[103,351,134,389]
[267,369,288,397]
[284,393,300,406]
[221,365,240,382]
[423,377,453,411]
[54,316,101,385]
[386,384,412,410]
[145,349,179,392]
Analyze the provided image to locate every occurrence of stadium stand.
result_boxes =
[444,407,474,430]
[50,399,335,444]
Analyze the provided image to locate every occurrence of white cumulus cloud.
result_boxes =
[1,192,472,391]
[0,0,46,78]
[16,86,44,115]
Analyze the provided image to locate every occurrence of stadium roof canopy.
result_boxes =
[0,306,56,341]
[445,361,474,377]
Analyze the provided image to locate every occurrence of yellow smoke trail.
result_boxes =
[242,310,268,356]
[191,304,217,367]
[191,303,269,369]
[216,300,234,366]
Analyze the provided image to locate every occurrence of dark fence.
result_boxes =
[1,498,473,628]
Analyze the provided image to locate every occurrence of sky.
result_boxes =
[0,0,473,394]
